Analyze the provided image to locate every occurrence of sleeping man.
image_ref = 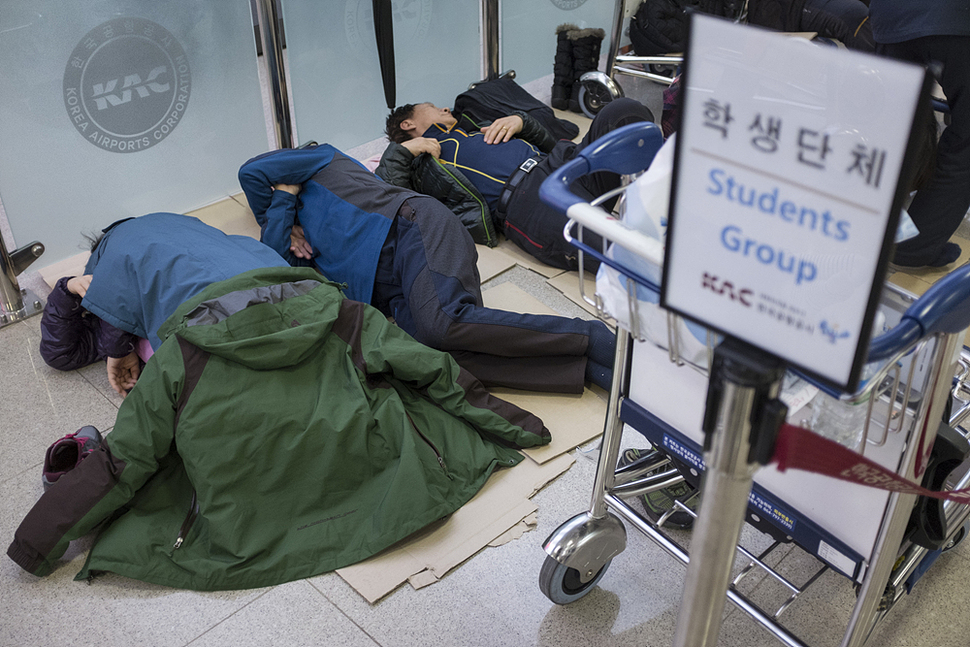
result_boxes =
[238,144,616,394]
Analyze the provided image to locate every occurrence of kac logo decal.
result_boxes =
[702,272,753,307]
[550,0,589,8]
[63,17,191,153]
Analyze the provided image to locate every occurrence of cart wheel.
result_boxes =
[649,63,678,79]
[577,80,615,119]
[539,554,611,605]
[943,520,970,551]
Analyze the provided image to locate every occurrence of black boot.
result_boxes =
[551,23,577,111]
[568,27,605,113]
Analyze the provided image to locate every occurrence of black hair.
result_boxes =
[82,231,104,253]
[385,104,417,144]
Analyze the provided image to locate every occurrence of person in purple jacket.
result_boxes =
[40,272,140,396]
[39,213,288,396]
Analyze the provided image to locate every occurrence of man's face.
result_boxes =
[405,103,457,136]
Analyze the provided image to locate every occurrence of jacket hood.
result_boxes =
[157,267,343,370]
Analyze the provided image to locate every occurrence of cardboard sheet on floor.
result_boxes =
[476,244,518,283]
[489,386,606,463]
[496,239,566,279]
[336,453,574,603]
[337,276,608,603]
[189,196,261,240]
[39,252,91,289]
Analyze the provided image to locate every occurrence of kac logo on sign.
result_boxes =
[702,272,753,307]
[63,17,191,153]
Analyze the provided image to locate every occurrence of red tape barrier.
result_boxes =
[772,423,970,505]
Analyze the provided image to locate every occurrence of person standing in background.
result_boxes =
[868,0,970,268]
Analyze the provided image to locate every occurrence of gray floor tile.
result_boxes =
[0,320,120,485]
[310,570,535,647]
[189,580,380,647]
[1,470,266,647]
[865,549,970,647]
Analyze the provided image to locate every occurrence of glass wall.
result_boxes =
[0,1,269,266]
[502,0,617,86]
[281,0,481,152]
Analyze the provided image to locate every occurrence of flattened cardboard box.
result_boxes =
[336,453,574,603]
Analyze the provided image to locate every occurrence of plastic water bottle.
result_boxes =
[809,392,869,450]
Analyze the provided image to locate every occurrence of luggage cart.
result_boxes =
[536,121,970,647]
[576,0,748,118]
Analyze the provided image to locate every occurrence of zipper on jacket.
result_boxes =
[173,491,200,549]
[432,158,493,246]
[405,413,454,479]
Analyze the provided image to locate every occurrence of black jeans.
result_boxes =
[879,35,970,265]
[372,197,598,393]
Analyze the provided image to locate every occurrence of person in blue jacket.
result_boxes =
[39,213,288,395]
[238,144,615,394]
[869,0,970,268]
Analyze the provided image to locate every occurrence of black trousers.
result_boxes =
[372,197,598,393]
[880,36,970,265]
[501,97,655,272]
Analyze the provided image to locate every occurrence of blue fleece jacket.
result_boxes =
[238,145,413,305]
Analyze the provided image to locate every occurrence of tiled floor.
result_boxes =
[5,86,970,647]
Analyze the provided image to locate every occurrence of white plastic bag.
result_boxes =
[595,134,716,368]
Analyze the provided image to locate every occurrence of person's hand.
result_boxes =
[290,225,314,259]
[481,115,523,144]
[274,183,302,195]
[401,137,441,159]
[66,275,93,297]
[106,352,140,398]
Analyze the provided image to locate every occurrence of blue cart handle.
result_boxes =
[539,121,665,213]
[869,263,970,362]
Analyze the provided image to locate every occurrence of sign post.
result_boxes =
[662,13,931,647]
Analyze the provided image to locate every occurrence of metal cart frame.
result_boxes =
[576,0,749,117]
[536,121,970,647]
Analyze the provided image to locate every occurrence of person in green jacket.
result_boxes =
[7,267,551,590]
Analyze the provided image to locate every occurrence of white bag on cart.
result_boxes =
[596,134,716,370]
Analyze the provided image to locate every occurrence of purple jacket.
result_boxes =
[39,277,136,371]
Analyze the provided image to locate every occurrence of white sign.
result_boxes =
[662,13,930,390]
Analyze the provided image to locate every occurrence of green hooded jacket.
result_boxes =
[7,267,550,590]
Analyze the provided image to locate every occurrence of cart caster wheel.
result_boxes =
[539,554,611,604]
[577,81,614,119]
[649,63,678,79]
[943,520,970,551]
